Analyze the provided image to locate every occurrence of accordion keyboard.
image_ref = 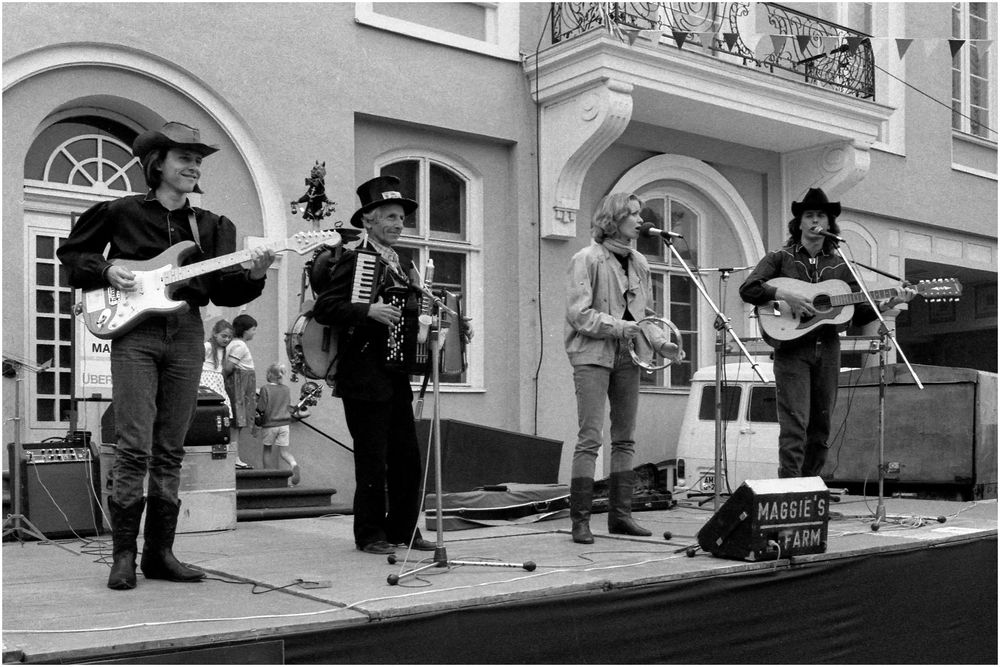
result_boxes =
[350,250,381,304]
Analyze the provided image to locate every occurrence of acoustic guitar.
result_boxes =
[755,277,962,342]
[78,230,341,340]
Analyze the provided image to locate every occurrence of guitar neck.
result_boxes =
[165,239,287,285]
[828,287,898,307]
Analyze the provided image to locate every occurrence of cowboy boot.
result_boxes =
[607,471,652,537]
[107,497,145,590]
[140,497,205,582]
[570,477,595,544]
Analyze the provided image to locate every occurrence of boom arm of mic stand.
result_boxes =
[658,237,762,513]
[836,246,923,390]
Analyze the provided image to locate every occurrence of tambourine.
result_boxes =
[627,317,685,372]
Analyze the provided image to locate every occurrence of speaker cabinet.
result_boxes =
[100,387,230,447]
[415,419,563,493]
[697,477,830,561]
[8,441,103,538]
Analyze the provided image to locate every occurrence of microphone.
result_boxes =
[416,259,434,344]
[809,225,846,243]
[640,223,683,239]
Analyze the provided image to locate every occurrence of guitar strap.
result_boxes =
[187,211,202,251]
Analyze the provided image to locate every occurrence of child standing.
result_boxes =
[200,319,234,417]
[257,363,301,485]
[225,313,258,469]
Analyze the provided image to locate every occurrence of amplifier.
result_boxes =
[8,441,103,539]
[100,393,230,447]
[697,477,830,561]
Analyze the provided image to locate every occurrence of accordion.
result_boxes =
[348,249,468,376]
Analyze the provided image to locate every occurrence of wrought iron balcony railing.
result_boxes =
[551,2,875,99]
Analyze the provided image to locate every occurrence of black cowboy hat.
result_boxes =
[791,188,841,218]
[131,122,220,162]
[349,175,418,227]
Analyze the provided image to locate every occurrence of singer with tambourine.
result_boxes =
[311,175,439,556]
[738,188,916,480]
[565,192,685,545]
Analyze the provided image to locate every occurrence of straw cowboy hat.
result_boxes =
[349,175,418,227]
[132,122,220,162]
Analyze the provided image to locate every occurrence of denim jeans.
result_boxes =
[772,336,840,478]
[571,343,640,480]
[110,310,204,505]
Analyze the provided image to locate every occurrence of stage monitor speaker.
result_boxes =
[415,419,563,493]
[697,477,830,561]
[8,440,103,539]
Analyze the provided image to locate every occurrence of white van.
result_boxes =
[673,361,779,497]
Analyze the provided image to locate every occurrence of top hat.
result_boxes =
[791,188,841,218]
[132,122,220,162]
[350,175,418,227]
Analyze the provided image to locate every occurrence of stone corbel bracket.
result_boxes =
[783,140,871,206]
[539,78,634,239]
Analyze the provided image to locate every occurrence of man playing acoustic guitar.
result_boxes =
[739,188,916,479]
[58,122,275,590]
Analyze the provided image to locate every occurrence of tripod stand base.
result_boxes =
[2,514,79,555]
[386,546,536,585]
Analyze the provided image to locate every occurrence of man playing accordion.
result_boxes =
[313,175,436,555]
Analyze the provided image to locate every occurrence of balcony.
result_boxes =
[524,2,895,238]
[552,2,875,100]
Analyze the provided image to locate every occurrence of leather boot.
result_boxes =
[107,497,145,590]
[140,497,205,582]
[570,477,595,544]
[608,471,651,536]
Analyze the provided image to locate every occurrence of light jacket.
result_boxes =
[565,241,662,368]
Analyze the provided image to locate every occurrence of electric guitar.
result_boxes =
[78,230,341,340]
[755,277,962,342]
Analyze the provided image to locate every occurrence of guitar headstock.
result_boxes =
[915,277,963,301]
[287,230,342,255]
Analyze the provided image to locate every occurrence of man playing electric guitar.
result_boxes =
[739,188,916,479]
[57,122,275,590]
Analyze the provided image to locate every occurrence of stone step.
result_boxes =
[236,468,293,490]
[236,486,337,510]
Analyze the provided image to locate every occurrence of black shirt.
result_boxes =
[57,192,266,308]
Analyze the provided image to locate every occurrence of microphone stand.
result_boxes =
[2,354,78,554]
[387,300,536,585]
[832,243,930,531]
[653,237,763,513]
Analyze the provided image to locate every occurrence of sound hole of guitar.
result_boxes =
[812,295,833,313]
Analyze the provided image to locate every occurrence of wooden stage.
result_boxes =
[2,495,996,664]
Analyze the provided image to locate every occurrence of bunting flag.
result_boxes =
[610,21,992,63]
[895,38,914,59]
[845,36,866,53]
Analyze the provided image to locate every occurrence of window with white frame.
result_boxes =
[952,2,994,139]
[355,2,520,61]
[23,118,143,430]
[635,195,699,389]
[377,155,480,385]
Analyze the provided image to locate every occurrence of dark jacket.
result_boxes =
[312,247,414,402]
[739,242,877,348]
[57,193,266,307]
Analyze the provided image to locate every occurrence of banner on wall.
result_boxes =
[75,317,112,399]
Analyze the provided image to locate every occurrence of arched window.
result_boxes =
[635,195,700,388]
[375,152,483,387]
